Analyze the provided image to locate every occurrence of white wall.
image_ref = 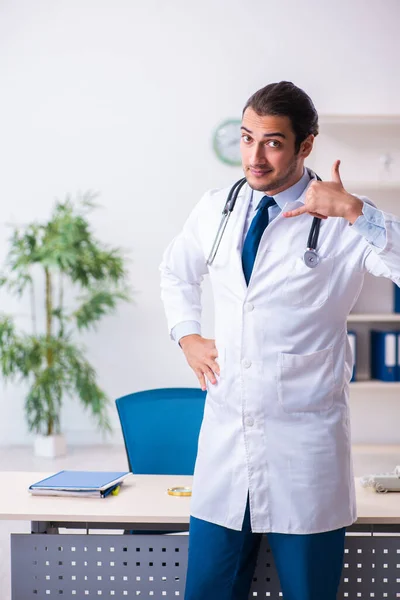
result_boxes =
[0,0,399,445]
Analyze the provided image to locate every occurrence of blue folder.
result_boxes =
[394,283,400,314]
[370,330,398,382]
[29,470,130,498]
[397,332,400,382]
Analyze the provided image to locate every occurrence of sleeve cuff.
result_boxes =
[171,321,201,345]
[350,201,386,249]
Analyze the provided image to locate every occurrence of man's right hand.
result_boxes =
[179,334,220,392]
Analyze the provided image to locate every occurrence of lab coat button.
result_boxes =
[241,358,252,369]
[245,417,254,427]
[244,302,254,312]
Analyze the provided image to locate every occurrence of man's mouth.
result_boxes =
[249,167,273,177]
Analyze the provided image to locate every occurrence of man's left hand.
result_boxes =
[283,160,363,224]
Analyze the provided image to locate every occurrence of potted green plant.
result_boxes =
[0,193,131,457]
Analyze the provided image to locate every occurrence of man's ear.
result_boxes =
[299,134,314,159]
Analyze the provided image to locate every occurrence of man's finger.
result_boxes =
[195,370,206,391]
[331,159,343,185]
[283,206,308,218]
[310,212,328,220]
[209,360,220,376]
[204,367,217,385]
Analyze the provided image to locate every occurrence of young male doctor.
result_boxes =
[159,81,400,600]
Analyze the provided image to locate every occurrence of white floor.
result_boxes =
[1,444,399,600]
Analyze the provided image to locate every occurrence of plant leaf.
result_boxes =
[73,287,131,331]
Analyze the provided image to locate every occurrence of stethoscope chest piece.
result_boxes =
[303,249,320,269]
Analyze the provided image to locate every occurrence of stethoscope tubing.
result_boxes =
[207,173,322,267]
[206,177,246,265]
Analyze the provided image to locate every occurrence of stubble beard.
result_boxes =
[247,154,301,194]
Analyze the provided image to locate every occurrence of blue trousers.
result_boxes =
[184,498,346,600]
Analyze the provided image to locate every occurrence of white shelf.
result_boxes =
[345,182,400,192]
[350,380,400,390]
[347,314,400,323]
[319,114,400,126]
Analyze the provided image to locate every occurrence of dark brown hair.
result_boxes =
[243,81,319,152]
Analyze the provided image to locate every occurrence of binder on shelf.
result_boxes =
[398,332,400,381]
[395,283,400,314]
[28,470,131,498]
[347,330,357,382]
[370,330,398,382]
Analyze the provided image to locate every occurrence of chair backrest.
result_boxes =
[115,388,206,475]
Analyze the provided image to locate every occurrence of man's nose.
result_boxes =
[250,143,267,164]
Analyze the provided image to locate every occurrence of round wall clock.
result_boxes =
[212,119,242,166]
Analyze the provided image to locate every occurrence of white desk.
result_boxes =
[0,472,192,529]
[2,472,400,599]
[2,471,400,526]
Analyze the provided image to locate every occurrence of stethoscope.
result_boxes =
[206,173,322,269]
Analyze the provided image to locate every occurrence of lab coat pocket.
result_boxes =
[277,346,335,413]
[284,254,335,308]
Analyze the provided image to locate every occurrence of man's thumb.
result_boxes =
[331,159,343,185]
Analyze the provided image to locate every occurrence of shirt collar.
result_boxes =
[252,168,311,211]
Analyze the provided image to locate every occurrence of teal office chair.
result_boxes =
[115,388,206,534]
[115,387,206,475]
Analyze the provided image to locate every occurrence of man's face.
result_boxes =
[240,108,313,195]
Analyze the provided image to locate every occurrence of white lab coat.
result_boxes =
[160,173,400,534]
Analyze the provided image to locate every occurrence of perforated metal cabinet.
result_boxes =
[251,533,400,599]
[11,530,400,599]
[11,534,188,599]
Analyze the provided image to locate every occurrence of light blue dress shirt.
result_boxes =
[171,171,387,344]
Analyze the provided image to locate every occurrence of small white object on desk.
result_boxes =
[360,466,400,493]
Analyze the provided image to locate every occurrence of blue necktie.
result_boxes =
[242,195,276,285]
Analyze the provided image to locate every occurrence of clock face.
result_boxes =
[213,119,242,166]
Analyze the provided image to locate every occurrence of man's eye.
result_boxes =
[268,140,280,148]
[242,135,251,143]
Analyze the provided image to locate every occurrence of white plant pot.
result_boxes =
[34,434,67,458]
